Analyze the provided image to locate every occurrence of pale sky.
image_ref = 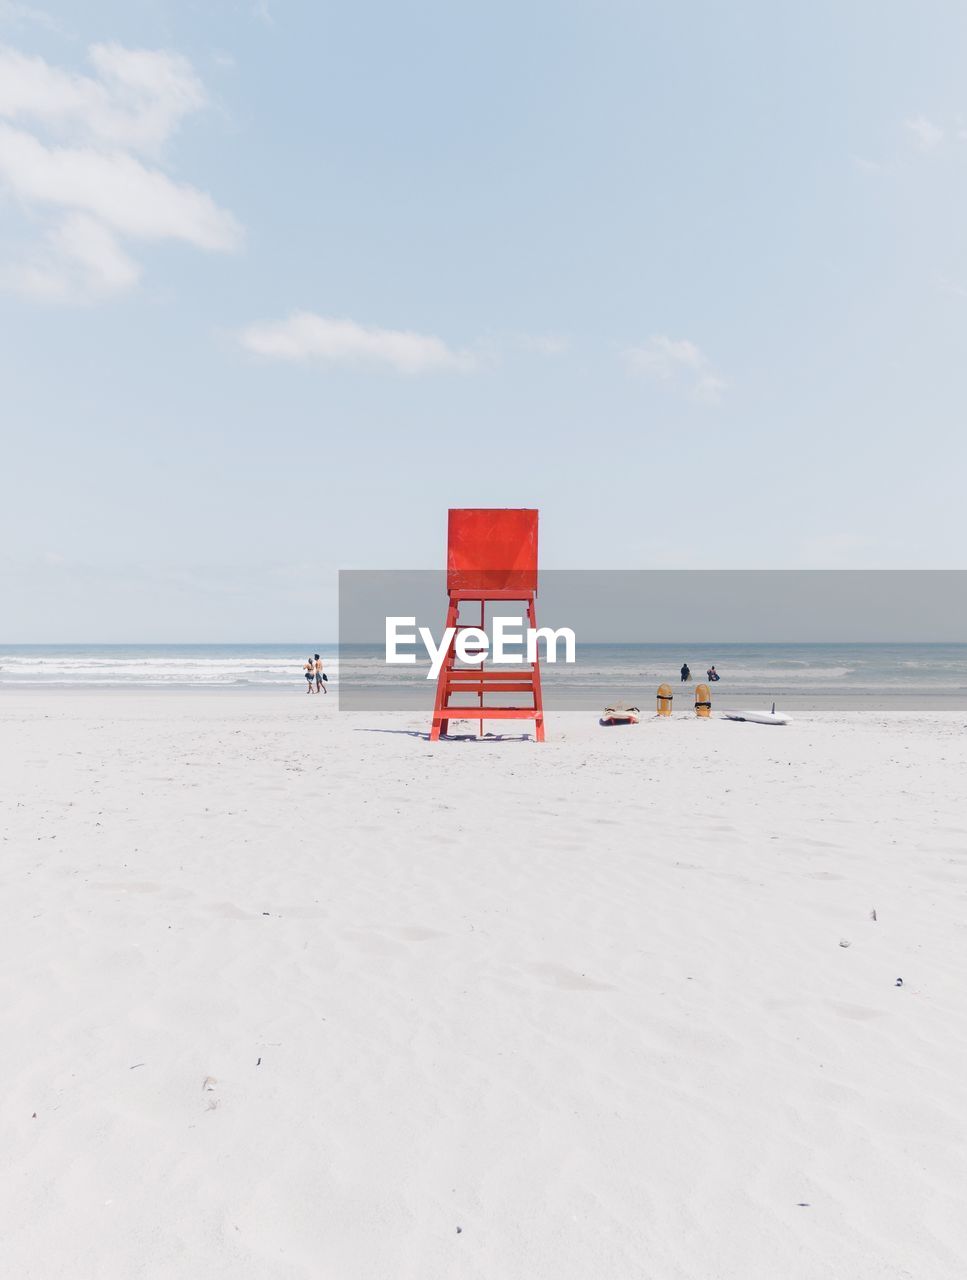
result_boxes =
[2,0,966,640]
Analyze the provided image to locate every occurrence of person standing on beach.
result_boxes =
[681,662,690,683]
[314,653,327,694]
[304,657,316,693]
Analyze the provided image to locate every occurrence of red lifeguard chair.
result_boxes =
[430,509,545,742]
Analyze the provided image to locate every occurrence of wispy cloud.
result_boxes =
[0,2,70,37]
[625,335,726,404]
[238,311,476,374]
[851,154,889,175]
[905,115,944,151]
[467,330,569,367]
[0,43,209,151]
[936,275,967,301]
[0,41,240,301]
[0,126,240,248]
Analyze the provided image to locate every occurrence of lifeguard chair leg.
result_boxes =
[476,598,485,740]
[528,597,546,742]
[430,598,459,740]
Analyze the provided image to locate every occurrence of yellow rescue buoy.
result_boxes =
[695,683,711,717]
[657,683,673,716]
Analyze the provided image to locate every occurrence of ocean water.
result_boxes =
[0,644,308,689]
[2,643,967,708]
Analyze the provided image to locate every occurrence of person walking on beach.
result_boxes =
[314,653,327,694]
[681,662,690,683]
[304,657,316,693]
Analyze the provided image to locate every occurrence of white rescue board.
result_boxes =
[720,706,792,726]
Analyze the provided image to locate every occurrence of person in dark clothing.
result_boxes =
[681,663,690,683]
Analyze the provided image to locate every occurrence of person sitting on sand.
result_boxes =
[304,657,316,693]
[681,662,690,683]
[314,653,327,694]
[707,665,720,682]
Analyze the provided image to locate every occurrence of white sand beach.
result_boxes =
[2,694,966,1280]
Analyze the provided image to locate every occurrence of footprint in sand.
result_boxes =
[209,901,254,919]
[388,925,445,943]
[529,962,615,992]
[347,925,445,952]
[92,881,160,893]
[830,1002,885,1022]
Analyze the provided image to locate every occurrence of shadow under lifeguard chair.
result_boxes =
[430,508,545,742]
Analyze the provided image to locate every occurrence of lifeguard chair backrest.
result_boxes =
[447,508,538,594]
